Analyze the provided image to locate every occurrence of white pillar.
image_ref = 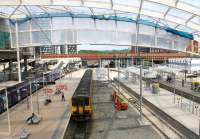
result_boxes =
[15,21,21,82]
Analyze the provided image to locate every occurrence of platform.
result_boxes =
[109,70,200,138]
[0,69,85,139]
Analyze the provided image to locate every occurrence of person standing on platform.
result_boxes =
[182,79,184,87]
[61,91,65,101]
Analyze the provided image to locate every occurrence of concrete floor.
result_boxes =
[87,80,162,139]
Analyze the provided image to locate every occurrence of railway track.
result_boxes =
[114,80,199,139]
[111,80,185,139]
[63,117,90,139]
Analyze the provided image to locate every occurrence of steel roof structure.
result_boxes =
[0,0,200,39]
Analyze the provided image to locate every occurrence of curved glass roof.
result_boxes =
[1,0,200,37]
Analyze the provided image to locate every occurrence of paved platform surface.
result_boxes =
[109,70,200,137]
[0,69,85,139]
[87,69,162,139]
[159,78,199,95]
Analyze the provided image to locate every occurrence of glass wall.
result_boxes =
[10,17,191,52]
[0,19,10,49]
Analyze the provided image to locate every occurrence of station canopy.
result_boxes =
[0,0,200,38]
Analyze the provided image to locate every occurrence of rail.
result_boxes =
[115,79,198,139]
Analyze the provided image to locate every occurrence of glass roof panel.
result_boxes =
[42,6,68,13]
[0,6,17,15]
[113,5,138,13]
[142,1,169,13]
[179,0,200,8]
[113,0,141,7]
[177,2,200,16]
[167,8,193,20]
[60,0,82,6]
[176,25,196,34]
[166,15,186,25]
[0,1,199,34]
[26,6,45,14]
[92,8,114,16]
[148,0,176,7]
[84,0,110,2]
[84,1,111,9]
[187,22,200,31]
[159,20,178,28]
[190,16,200,25]
[69,7,91,14]
[141,10,164,19]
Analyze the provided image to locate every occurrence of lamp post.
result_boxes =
[139,64,143,121]
[173,73,176,104]
[184,58,187,82]
[118,58,120,93]
[34,79,40,115]
[36,69,45,115]
[199,117,200,139]
[26,77,34,114]
[0,86,11,135]
[107,60,110,83]
[5,87,11,135]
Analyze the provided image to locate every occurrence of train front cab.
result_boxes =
[71,96,92,121]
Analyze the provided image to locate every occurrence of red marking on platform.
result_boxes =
[44,88,54,94]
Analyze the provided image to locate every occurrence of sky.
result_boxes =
[78,45,130,51]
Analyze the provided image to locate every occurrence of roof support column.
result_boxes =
[8,21,13,49]
[155,27,158,48]
[15,21,22,82]
[115,19,118,46]
[94,18,97,43]
[30,19,32,45]
[172,36,175,50]
[50,17,53,45]
[136,23,139,55]
[72,17,76,45]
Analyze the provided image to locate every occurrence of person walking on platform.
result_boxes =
[182,79,184,87]
[61,91,65,101]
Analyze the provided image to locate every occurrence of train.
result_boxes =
[0,69,64,114]
[71,69,93,121]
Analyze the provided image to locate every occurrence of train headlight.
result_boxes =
[72,106,77,112]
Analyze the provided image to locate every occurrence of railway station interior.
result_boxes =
[1,0,200,139]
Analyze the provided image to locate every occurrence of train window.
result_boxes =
[72,97,90,106]
[72,99,78,105]
[85,98,89,105]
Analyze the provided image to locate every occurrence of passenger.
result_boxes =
[182,79,184,87]
[169,76,172,83]
[166,75,169,83]
[61,91,65,101]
